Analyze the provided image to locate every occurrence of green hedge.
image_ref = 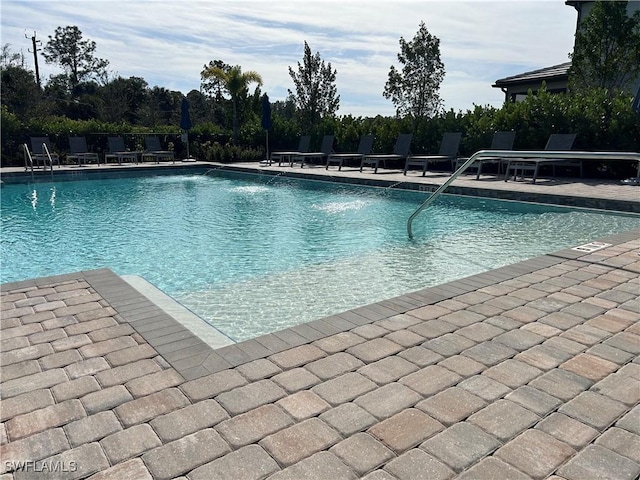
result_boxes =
[3,87,639,177]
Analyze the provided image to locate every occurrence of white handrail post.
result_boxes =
[42,142,55,179]
[23,143,35,182]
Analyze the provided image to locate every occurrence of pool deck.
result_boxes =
[1,161,639,479]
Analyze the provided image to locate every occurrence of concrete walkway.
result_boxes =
[1,162,639,479]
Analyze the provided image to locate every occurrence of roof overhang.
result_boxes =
[492,62,571,89]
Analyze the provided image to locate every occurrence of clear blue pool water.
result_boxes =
[2,171,639,341]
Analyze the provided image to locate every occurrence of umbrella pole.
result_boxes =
[266,130,269,163]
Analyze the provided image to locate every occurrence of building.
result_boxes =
[493,62,571,103]
[493,1,640,103]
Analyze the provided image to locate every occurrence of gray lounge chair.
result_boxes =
[505,133,578,183]
[326,135,375,171]
[404,132,462,176]
[269,135,311,167]
[361,133,413,173]
[29,136,60,168]
[142,136,175,163]
[294,135,335,168]
[67,137,100,166]
[455,131,516,179]
[105,137,140,165]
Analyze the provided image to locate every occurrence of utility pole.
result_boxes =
[26,31,42,89]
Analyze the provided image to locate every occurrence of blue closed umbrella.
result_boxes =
[633,85,640,113]
[180,98,193,131]
[261,94,272,161]
[261,94,272,130]
[180,98,194,161]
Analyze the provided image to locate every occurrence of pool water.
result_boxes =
[2,172,639,341]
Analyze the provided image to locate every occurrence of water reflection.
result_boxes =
[28,186,56,211]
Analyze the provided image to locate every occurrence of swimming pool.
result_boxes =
[2,171,639,341]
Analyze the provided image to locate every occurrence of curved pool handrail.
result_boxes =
[407,149,640,239]
[41,142,55,179]
[23,143,35,182]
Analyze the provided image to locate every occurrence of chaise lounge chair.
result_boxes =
[141,136,175,164]
[269,135,311,167]
[403,132,462,176]
[505,133,577,183]
[326,135,375,171]
[361,133,413,173]
[293,135,335,168]
[29,136,61,169]
[67,136,100,166]
[455,131,516,179]
[104,137,140,165]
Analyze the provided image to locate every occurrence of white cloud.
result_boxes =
[1,0,577,116]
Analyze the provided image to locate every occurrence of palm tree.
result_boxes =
[202,65,263,144]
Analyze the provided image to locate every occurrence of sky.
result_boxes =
[1,0,578,117]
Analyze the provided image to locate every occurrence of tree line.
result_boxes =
[1,26,346,142]
[1,19,441,163]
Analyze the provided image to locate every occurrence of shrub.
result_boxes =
[3,86,638,177]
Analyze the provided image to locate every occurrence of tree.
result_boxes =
[288,41,339,131]
[185,89,212,126]
[384,21,445,119]
[1,64,43,119]
[201,64,262,143]
[200,60,232,101]
[97,76,148,123]
[1,44,46,119]
[569,1,640,92]
[272,98,296,120]
[1,43,25,68]
[43,26,109,92]
[140,87,182,127]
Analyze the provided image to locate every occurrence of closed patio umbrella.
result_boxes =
[180,97,194,161]
[261,94,272,161]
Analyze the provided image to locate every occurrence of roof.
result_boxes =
[493,62,571,88]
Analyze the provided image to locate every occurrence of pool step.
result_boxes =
[121,274,235,349]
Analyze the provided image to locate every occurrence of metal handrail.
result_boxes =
[42,143,53,178]
[23,143,35,182]
[407,149,640,239]
[41,142,60,178]
[42,143,53,168]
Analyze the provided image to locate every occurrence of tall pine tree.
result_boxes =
[288,42,339,132]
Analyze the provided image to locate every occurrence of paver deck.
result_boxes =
[1,161,639,479]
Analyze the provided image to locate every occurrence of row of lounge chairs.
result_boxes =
[28,132,598,183]
[268,133,416,174]
[267,132,581,181]
[26,136,175,167]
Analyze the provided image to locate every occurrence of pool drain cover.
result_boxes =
[572,242,612,253]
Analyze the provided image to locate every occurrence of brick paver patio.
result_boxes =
[1,163,639,479]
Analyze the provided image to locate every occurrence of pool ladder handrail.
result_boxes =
[22,142,57,180]
[202,166,228,176]
[41,142,58,176]
[23,143,35,181]
[407,149,640,239]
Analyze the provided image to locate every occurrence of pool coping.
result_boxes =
[3,227,638,380]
